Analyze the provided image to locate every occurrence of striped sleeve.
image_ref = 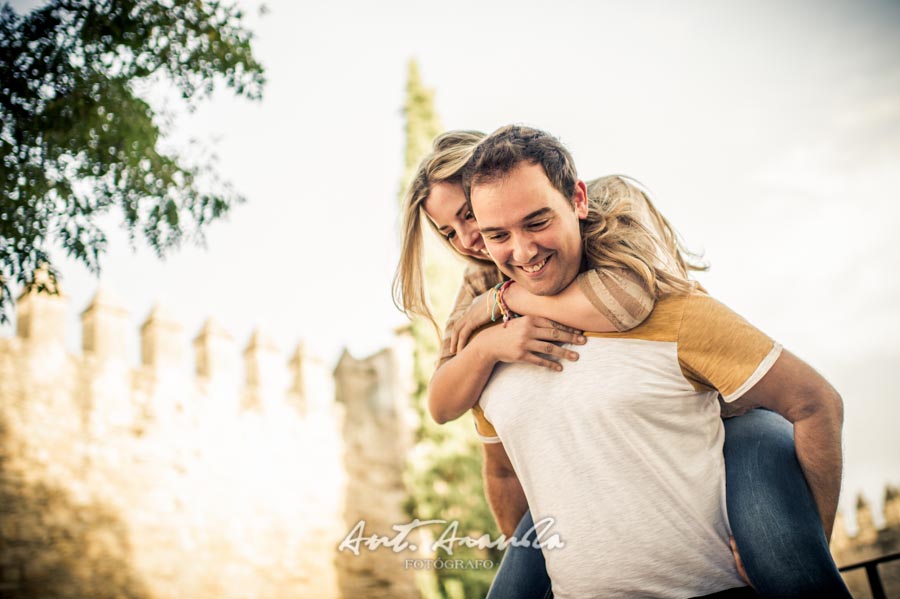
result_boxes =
[438,265,503,365]
[677,293,783,402]
[472,404,501,443]
[576,268,655,331]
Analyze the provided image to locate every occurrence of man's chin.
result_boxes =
[512,279,565,297]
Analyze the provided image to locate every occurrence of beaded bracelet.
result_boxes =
[489,281,505,323]
[496,280,515,325]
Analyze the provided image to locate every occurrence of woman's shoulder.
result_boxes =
[461,262,504,294]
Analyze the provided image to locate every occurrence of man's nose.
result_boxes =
[511,234,537,263]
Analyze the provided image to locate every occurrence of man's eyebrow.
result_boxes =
[480,208,552,233]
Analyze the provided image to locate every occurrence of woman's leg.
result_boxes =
[723,408,851,598]
[485,510,553,599]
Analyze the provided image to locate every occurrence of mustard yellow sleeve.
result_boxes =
[677,293,782,402]
[472,404,500,443]
[576,267,655,332]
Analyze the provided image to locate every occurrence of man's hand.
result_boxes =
[729,537,752,587]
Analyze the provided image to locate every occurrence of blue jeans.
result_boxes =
[486,409,851,599]
[723,409,850,598]
[486,508,553,599]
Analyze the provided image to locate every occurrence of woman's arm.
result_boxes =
[428,315,585,423]
[431,266,653,425]
[503,276,615,332]
[451,267,655,356]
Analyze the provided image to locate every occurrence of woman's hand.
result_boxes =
[428,314,587,425]
[474,315,587,371]
[449,290,493,355]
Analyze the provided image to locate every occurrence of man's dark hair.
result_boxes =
[463,125,578,205]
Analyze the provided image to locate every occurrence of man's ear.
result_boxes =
[573,180,589,219]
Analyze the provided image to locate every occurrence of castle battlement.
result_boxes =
[0,281,420,599]
[831,485,900,596]
[10,280,339,426]
[832,485,900,552]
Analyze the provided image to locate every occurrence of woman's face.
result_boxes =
[423,182,488,259]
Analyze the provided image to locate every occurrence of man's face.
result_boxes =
[470,162,588,296]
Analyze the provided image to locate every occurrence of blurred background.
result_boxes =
[1,0,898,597]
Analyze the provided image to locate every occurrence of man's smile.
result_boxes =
[516,255,551,275]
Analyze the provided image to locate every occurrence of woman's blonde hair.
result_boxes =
[392,130,488,330]
[395,127,708,334]
[465,125,706,300]
[582,175,708,298]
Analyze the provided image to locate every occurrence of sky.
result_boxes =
[4,0,900,528]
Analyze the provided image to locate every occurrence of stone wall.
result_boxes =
[333,331,419,599]
[0,281,420,599]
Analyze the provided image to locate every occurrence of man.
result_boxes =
[462,125,846,598]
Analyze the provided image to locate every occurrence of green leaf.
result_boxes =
[0,0,265,322]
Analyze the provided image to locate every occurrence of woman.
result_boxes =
[392,130,850,598]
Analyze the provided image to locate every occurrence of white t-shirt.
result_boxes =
[473,292,782,598]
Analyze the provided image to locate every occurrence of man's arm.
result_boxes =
[482,441,528,537]
[728,350,844,539]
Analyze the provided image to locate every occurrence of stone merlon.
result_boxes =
[81,285,130,361]
[193,317,236,380]
[141,304,185,371]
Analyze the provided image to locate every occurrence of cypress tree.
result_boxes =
[398,60,502,599]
